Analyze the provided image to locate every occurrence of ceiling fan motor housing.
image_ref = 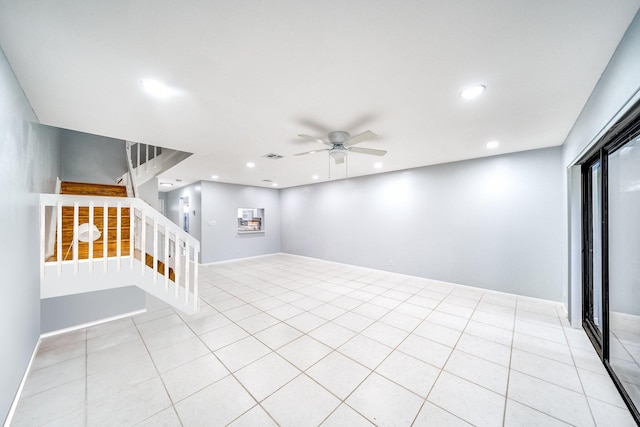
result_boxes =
[328,131,350,145]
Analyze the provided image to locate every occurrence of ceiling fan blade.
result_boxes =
[335,156,345,165]
[298,134,331,146]
[294,149,329,156]
[344,130,377,147]
[349,146,387,156]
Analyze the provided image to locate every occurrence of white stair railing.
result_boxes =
[128,141,162,187]
[39,194,200,313]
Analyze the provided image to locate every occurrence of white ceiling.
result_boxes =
[1,1,639,189]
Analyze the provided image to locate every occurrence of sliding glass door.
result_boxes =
[583,159,604,342]
[581,104,640,424]
[607,135,640,412]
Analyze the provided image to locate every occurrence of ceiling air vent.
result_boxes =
[262,153,284,159]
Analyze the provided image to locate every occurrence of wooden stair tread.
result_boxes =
[61,181,128,197]
[134,249,176,282]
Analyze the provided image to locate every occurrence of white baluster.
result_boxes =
[193,247,199,311]
[116,202,122,271]
[141,210,146,275]
[57,201,62,278]
[40,200,45,281]
[89,201,94,273]
[103,202,108,273]
[130,203,134,270]
[175,237,180,298]
[136,143,141,177]
[73,202,79,274]
[153,218,158,284]
[185,244,190,305]
[153,145,158,169]
[164,226,169,292]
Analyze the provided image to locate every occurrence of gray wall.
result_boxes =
[562,11,640,325]
[159,191,168,214]
[60,128,127,184]
[138,178,161,211]
[0,48,61,424]
[563,11,640,167]
[199,181,281,263]
[41,288,146,333]
[282,147,565,301]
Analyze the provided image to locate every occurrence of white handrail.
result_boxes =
[39,193,200,313]
[123,142,139,198]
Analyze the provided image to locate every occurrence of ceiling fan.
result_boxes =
[294,130,386,164]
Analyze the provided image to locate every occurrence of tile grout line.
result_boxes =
[205,261,431,425]
[84,329,88,427]
[501,297,517,427]
[292,271,437,426]
[503,301,597,426]
[131,310,186,427]
[210,261,514,426]
[176,297,281,427]
[560,315,599,427]
[413,287,489,426]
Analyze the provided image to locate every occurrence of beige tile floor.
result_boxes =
[11,254,638,426]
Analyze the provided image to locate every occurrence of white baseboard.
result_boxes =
[3,338,41,427]
[40,308,147,338]
[199,252,281,266]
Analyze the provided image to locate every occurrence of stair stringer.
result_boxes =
[41,257,199,315]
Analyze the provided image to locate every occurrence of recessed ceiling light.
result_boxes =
[140,79,172,98]
[272,183,278,187]
[374,162,383,169]
[211,175,219,179]
[160,182,173,187]
[486,140,499,149]
[246,162,255,168]
[460,84,486,100]
[312,174,319,180]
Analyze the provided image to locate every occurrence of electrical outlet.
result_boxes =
[388,260,394,266]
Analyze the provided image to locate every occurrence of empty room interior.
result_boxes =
[2,2,640,426]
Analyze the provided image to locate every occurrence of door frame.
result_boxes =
[578,100,640,424]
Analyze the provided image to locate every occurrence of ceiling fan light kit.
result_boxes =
[329,149,347,164]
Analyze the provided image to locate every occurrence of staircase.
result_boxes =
[40,182,199,314]
[52,182,130,261]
